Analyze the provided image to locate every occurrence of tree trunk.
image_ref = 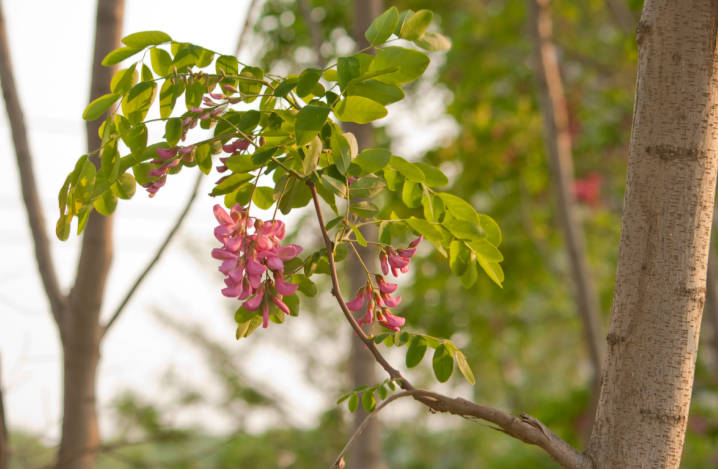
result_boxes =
[527,0,605,393]
[56,1,124,468]
[345,1,387,469]
[587,1,718,467]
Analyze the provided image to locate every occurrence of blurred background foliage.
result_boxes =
[9,0,718,467]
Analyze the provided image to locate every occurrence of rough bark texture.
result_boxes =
[527,0,605,388]
[345,1,387,469]
[56,1,124,468]
[587,1,718,467]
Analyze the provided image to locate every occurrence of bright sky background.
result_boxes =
[0,0,458,443]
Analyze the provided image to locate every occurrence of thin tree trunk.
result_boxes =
[56,1,124,468]
[587,2,718,467]
[527,0,605,390]
[704,248,718,382]
[0,356,8,469]
[345,1,386,469]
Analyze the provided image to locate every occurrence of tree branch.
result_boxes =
[234,0,261,57]
[308,182,592,469]
[0,0,66,328]
[103,171,203,336]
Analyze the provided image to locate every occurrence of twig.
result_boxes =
[0,0,66,329]
[102,171,203,336]
[331,391,414,468]
[309,181,592,469]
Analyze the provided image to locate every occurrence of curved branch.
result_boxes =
[234,0,260,57]
[102,171,203,336]
[308,182,592,469]
[0,1,66,327]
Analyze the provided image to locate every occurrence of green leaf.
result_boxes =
[121,123,148,154]
[476,257,504,287]
[365,6,399,45]
[225,154,262,173]
[468,238,503,262]
[369,47,429,85]
[296,68,322,97]
[323,69,338,82]
[394,10,414,35]
[83,93,119,121]
[274,76,298,97]
[113,173,136,199]
[216,55,239,77]
[346,80,404,105]
[330,126,352,175]
[406,335,427,368]
[93,190,117,216]
[415,162,448,187]
[454,350,476,385]
[335,96,387,124]
[432,344,454,383]
[449,240,471,276]
[210,173,254,196]
[460,258,479,289]
[390,155,424,182]
[406,217,443,245]
[302,136,322,176]
[337,56,360,90]
[351,224,367,246]
[354,148,390,175]
[159,80,184,119]
[253,186,275,209]
[239,66,264,102]
[122,82,157,124]
[377,384,388,400]
[348,393,359,413]
[149,47,172,76]
[173,43,213,70]
[383,167,401,191]
[438,193,478,222]
[349,176,385,198]
[141,64,153,82]
[350,201,379,218]
[414,31,452,51]
[163,118,181,146]
[399,9,433,40]
[295,105,330,145]
[102,47,142,66]
[362,391,376,412]
[422,193,444,222]
[110,65,137,95]
[122,31,171,49]
[479,214,502,246]
[401,180,422,208]
[292,274,317,297]
[195,143,212,175]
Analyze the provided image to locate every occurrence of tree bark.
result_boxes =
[56,1,124,468]
[587,1,718,467]
[345,2,387,469]
[527,0,605,393]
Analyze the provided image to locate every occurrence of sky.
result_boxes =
[0,0,458,443]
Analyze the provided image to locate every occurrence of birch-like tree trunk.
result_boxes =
[587,1,718,467]
[56,1,124,468]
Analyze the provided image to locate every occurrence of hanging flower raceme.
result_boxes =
[380,236,422,277]
[142,146,194,197]
[346,274,405,332]
[211,204,302,328]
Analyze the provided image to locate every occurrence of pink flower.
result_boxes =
[377,309,405,332]
[242,286,264,311]
[376,275,397,294]
[346,288,368,312]
[409,236,423,248]
[156,147,177,160]
[380,252,389,276]
[275,275,299,296]
[272,295,291,315]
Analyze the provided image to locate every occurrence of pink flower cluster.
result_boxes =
[211,204,302,328]
[346,236,422,332]
[142,146,195,196]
